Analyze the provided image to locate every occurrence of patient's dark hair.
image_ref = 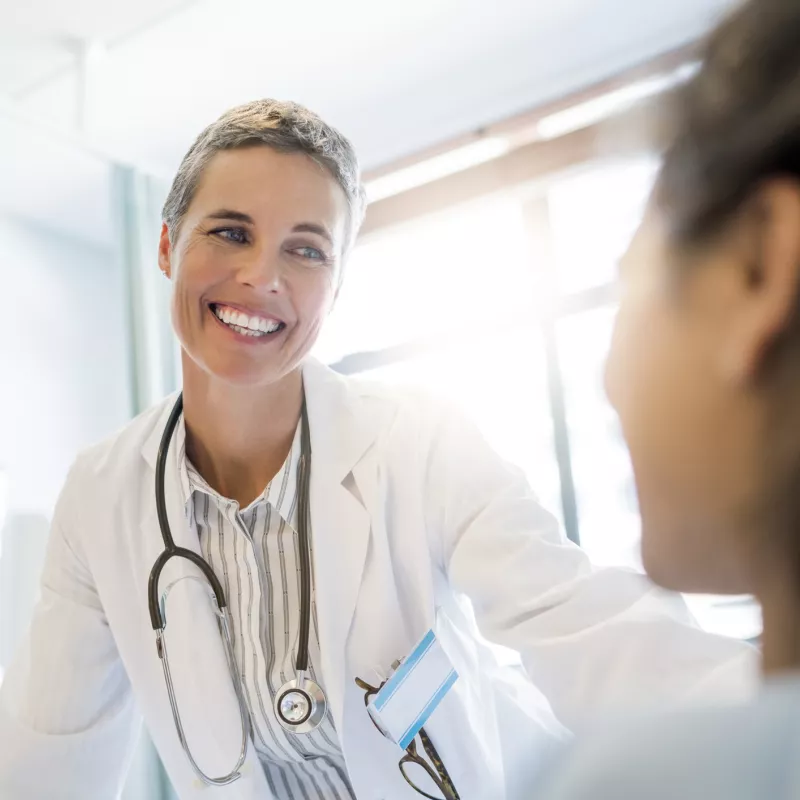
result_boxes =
[656,0,800,244]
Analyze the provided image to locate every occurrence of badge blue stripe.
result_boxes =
[374,629,436,712]
[397,669,458,750]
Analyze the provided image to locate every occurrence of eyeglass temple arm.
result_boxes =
[418,727,460,800]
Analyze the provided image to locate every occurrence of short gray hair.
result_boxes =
[162,99,367,253]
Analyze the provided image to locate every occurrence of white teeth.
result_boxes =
[214,306,234,325]
[231,324,261,337]
[213,305,282,336]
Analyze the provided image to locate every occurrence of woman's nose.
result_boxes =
[237,250,284,291]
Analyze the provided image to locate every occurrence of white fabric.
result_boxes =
[175,419,354,799]
[536,676,800,800]
[0,359,759,799]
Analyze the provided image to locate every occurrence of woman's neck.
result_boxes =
[181,359,304,507]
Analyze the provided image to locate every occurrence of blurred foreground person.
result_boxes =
[539,1,800,797]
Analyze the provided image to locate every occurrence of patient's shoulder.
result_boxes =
[538,678,800,800]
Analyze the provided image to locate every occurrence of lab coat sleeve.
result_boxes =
[0,462,140,800]
[425,406,757,731]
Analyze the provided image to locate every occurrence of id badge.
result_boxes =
[367,629,458,750]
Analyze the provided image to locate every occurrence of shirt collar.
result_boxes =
[175,416,303,529]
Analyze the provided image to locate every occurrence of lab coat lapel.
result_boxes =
[302,360,394,732]
[140,397,268,796]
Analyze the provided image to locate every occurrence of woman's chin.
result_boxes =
[195,351,293,387]
[641,534,747,595]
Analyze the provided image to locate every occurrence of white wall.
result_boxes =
[0,211,163,796]
[0,213,132,518]
[0,212,133,663]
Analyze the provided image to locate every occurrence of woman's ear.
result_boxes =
[158,223,173,279]
[725,179,800,382]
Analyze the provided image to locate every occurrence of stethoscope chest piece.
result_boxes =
[275,673,328,734]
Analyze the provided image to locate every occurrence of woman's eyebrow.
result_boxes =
[292,223,334,246]
[205,209,255,224]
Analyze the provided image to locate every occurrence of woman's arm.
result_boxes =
[0,462,140,800]
[424,404,757,730]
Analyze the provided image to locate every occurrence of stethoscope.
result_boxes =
[147,392,327,786]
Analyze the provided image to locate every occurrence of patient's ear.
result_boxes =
[721,179,800,383]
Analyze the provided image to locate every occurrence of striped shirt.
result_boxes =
[175,419,356,800]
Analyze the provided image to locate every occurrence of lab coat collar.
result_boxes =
[140,358,386,482]
[301,356,390,481]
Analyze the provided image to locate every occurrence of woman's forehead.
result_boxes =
[191,147,348,226]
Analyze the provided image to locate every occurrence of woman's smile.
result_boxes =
[208,301,288,344]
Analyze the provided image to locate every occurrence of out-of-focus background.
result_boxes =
[0,1,759,795]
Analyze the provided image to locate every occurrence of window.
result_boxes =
[547,158,658,294]
[544,157,658,568]
[314,197,562,522]
[315,198,540,363]
[556,305,641,569]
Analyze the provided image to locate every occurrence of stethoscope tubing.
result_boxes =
[147,391,313,659]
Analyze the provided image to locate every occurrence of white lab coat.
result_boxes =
[0,359,756,800]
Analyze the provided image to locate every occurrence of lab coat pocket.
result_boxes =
[429,601,572,800]
[423,605,504,799]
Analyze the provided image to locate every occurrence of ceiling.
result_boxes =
[0,0,735,245]
[0,0,194,96]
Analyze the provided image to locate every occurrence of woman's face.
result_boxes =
[605,183,800,595]
[159,145,349,387]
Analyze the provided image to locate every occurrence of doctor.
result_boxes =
[0,99,755,800]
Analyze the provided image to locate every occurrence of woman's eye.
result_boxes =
[294,246,327,262]
[212,228,249,244]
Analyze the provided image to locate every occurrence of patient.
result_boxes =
[538,0,800,797]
